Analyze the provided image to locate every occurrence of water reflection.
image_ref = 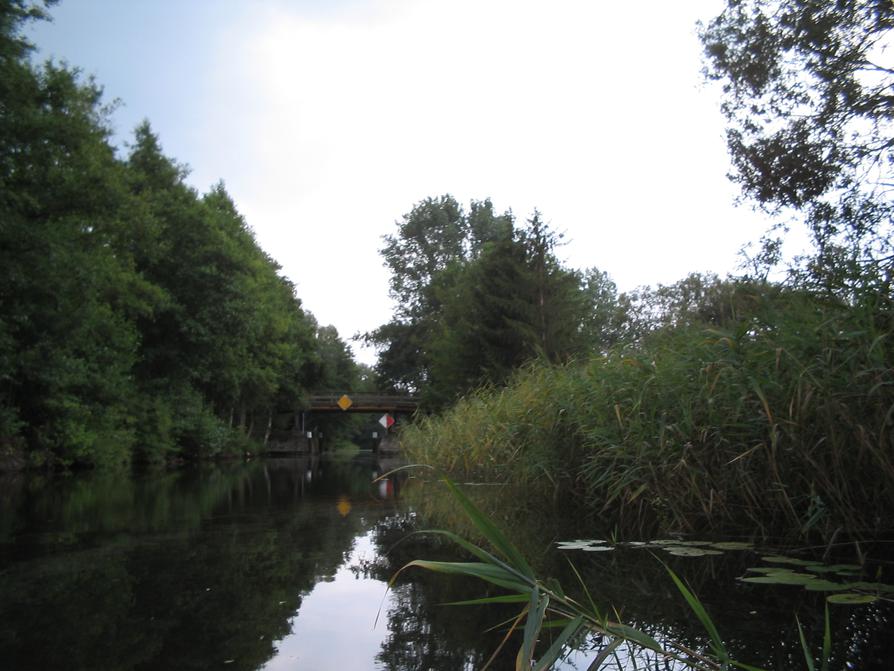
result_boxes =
[2,458,891,670]
[261,532,390,670]
[392,480,894,670]
[0,455,412,671]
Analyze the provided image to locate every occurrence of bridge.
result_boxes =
[265,394,419,455]
[307,393,420,414]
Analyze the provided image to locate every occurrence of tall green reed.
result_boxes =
[395,476,833,670]
[401,288,894,538]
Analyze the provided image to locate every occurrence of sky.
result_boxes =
[28,0,774,366]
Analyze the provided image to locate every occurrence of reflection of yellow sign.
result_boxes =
[337,394,352,411]
[336,496,351,517]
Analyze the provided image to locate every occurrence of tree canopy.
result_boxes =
[700,0,894,283]
[367,197,620,407]
[0,3,359,467]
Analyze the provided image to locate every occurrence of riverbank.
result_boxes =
[401,287,894,540]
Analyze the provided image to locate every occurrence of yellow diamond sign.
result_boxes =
[337,394,353,411]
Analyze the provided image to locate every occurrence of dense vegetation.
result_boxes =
[364,196,620,408]
[375,0,894,538]
[401,277,894,537]
[0,2,360,469]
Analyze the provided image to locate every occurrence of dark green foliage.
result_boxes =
[368,197,621,407]
[403,281,894,538]
[700,0,894,281]
[398,0,894,541]
[0,4,357,467]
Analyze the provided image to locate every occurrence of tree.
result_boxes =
[0,5,143,466]
[0,1,352,465]
[367,196,515,392]
[700,0,894,281]
[422,212,602,406]
[379,194,468,313]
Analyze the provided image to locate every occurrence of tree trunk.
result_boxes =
[263,410,272,446]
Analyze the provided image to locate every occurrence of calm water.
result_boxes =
[1,454,891,670]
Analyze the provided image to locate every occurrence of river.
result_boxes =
[0,453,891,670]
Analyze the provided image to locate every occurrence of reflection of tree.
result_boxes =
[360,513,522,670]
[387,481,894,670]
[0,457,390,670]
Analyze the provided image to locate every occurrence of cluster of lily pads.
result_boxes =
[555,539,893,605]
[555,538,752,557]
[740,555,893,605]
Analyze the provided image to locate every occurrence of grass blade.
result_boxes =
[534,615,585,671]
[566,557,603,620]
[422,528,535,587]
[821,605,831,671]
[442,477,535,578]
[605,623,662,654]
[665,564,728,661]
[586,638,622,671]
[796,615,816,671]
[396,560,531,592]
[443,593,531,606]
[482,607,528,671]
[519,590,550,669]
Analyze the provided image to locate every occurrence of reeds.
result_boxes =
[402,287,894,538]
[397,476,834,670]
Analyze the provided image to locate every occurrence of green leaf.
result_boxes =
[540,618,575,630]
[804,579,849,592]
[399,560,531,592]
[805,564,862,575]
[826,593,880,605]
[746,567,798,575]
[761,555,822,567]
[585,638,621,671]
[847,581,894,594]
[421,529,534,589]
[443,594,531,606]
[709,541,754,550]
[821,604,831,671]
[566,557,602,621]
[442,477,535,578]
[520,590,549,669]
[662,546,723,557]
[605,623,663,653]
[796,615,815,671]
[739,572,815,586]
[666,565,727,660]
[533,616,584,670]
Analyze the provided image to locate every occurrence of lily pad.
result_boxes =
[761,555,823,567]
[709,541,754,550]
[826,593,880,605]
[739,572,815,586]
[746,567,798,575]
[556,539,606,550]
[803,563,862,575]
[803,579,850,592]
[847,581,894,594]
[663,546,723,557]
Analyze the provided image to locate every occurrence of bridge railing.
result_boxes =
[306,393,420,413]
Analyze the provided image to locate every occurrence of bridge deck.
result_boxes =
[307,393,419,413]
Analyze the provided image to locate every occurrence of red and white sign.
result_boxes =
[378,413,395,430]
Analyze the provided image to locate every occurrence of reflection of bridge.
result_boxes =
[307,394,420,414]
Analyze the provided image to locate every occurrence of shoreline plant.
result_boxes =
[400,282,894,540]
[395,476,836,670]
